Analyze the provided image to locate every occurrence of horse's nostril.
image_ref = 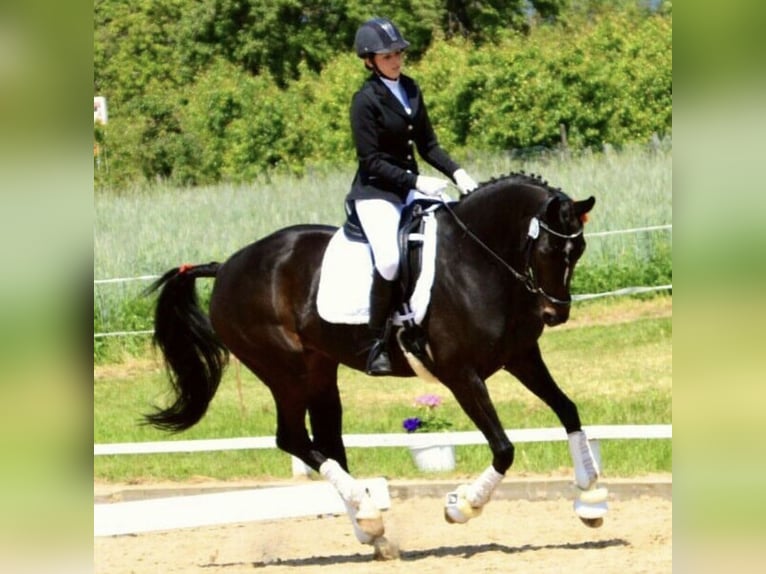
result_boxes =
[542,308,564,326]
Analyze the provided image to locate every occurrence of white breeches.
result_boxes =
[355,198,403,281]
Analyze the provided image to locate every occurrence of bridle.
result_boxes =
[442,197,583,306]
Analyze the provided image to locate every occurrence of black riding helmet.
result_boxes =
[354,18,410,58]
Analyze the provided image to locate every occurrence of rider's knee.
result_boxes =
[375,259,399,282]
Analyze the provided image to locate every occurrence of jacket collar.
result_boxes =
[369,74,420,119]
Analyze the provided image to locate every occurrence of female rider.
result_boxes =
[346,17,479,376]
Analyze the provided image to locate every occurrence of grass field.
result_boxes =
[94,295,672,483]
[94,144,671,482]
[94,144,671,362]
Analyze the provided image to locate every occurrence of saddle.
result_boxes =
[343,198,436,308]
[343,199,443,371]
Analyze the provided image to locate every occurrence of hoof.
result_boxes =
[356,494,385,540]
[373,536,400,561]
[579,516,604,528]
[444,485,483,524]
[357,516,385,539]
[344,495,385,544]
[574,486,608,522]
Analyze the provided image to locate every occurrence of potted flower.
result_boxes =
[402,394,456,472]
[402,393,453,433]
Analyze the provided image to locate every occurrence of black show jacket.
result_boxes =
[346,73,460,205]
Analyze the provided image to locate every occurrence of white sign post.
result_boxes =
[94,96,108,125]
[94,96,108,171]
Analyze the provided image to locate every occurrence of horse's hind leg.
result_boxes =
[248,350,386,546]
[263,350,348,471]
[300,353,387,546]
[505,343,608,526]
[226,346,321,473]
[305,354,348,470]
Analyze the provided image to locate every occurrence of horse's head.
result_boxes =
[449,173,595,327]
[528,191,596,326]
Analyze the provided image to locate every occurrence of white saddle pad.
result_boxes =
[317,211,438,325]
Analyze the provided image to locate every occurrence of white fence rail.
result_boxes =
[95,425,671,478]
[93,224,672,286]
[94,424,671,457]
[94,223,672,338]
[94,426,671,535]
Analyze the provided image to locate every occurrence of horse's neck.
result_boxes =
[454,185,547,250]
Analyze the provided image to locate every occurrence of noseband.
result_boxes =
[523,215,584,306]
[443,199,583,306]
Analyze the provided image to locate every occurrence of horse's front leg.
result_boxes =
[441,369,512,524]
[505,343,608,527]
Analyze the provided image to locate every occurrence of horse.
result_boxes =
[144,172,604,554]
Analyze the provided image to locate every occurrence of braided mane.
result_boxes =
[476,171,565,194]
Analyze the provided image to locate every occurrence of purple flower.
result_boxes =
[403,417,422,433]
[415,394,442,408]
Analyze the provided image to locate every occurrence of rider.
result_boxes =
[347,17,479,376]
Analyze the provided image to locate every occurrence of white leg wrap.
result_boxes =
[444,466,504,524]
[319,459,364,506]
[568,430,600,490]
[466,466,505,507]
[320,459,383,544]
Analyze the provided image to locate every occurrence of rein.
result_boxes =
[441,197,582,306]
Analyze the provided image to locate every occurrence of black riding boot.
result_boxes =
[366,270,396,376]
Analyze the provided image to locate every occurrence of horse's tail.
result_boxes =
[143,262,229,432]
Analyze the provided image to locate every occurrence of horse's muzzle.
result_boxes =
[542,305,569,327]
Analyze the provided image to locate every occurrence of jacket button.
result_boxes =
[407,125,413,131]
[407,154,412,160]
[407,140,414,146]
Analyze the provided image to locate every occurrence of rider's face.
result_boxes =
[370,51,404,79]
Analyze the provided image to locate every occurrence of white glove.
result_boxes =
[454,168,479,194]
[415,175,449,196]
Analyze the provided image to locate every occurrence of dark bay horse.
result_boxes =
[145,173,605,549]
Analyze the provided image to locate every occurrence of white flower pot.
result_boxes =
[409,442,456,472]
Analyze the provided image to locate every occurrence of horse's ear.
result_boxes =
[574,196,596,221]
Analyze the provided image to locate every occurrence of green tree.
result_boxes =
[94,0,188,105]
[94,0,671,188]
[175,0,451,85]
[443,0,570,39]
